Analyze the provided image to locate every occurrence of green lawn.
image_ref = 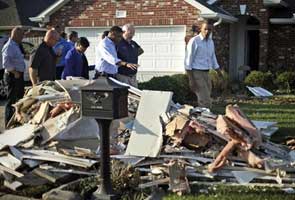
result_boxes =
[211,95,295,143]
[165,95,295,200]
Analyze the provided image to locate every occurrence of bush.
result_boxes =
[209,70,230,96]
[275,71,295,93]
[138,71,230,104]
[244,71,274,90]
[138,74,194,104]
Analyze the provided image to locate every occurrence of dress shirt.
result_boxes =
[95,37,121,75]
[2,38,25,72]
[184,34,219,70]
[62,48,84,79]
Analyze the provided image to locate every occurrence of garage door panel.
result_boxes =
[67,26,185,72]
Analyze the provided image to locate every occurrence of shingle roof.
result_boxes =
[0,0,57,27]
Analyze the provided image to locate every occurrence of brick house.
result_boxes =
[28,0,295,81]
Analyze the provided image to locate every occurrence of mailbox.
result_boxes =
[81,77,129,119]
[81,76,129,199]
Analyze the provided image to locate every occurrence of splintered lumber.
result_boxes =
[225,105,262,147]
[216,115,252,150]
[208,140,238,173]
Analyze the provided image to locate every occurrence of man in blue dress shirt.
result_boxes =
[184,21,222,108]
[2,27,25,125]
[62,37,90,79]
[53,33,72,79]
[95,26,138,78]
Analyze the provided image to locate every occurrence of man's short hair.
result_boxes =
[122,24,134,32]
[101,30,109,39]
[109,26,123,34]
[77,37,89,48]
[69,31,78,40]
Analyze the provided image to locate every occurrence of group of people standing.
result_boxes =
[95,24,143,87]
[1,23,143,125]
[1,20,221,126]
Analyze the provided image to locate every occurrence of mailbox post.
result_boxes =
[81,77,129,199]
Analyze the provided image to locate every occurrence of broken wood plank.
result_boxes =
[0,153,22,170]
[0,164,24,177]
[21,149,97,168]
[138,177,170,189]
[3,180,23,191]
[33,168,71,183]
[9,146,40,168]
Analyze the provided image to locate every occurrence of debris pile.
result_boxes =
[0,79,294,199]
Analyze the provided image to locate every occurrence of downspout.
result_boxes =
[213,17,223,27]
[210,17,222,38]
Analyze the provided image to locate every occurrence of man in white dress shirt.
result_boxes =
[184,21,222,108]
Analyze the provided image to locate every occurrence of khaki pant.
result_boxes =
[116,74,138,88]
[187,69,212,108]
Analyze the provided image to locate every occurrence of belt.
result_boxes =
[192,69,209,72]
[95,71,115,78]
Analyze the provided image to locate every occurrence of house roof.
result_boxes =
[29,0,71,24]
[0,0,57,29]
[184,0,237,22]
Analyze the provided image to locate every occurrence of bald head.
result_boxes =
[44,29,59,47]
[11,27,24,44]
[122,24,135,42]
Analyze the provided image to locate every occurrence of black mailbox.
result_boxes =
[81,76,129,199]
[81,77,129,119]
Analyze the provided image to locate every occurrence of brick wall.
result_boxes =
[49,0,200,37]
[216,0,270,71]
[213,23,230,70]
[268,24,295,70]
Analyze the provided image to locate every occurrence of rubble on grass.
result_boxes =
[0,79,294,199]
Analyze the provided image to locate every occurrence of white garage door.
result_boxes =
[66,26,186,80]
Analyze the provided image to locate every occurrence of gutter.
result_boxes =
[270,13,295,24]
[263,0,288,7]
[200,13,238,23]
[29,0,71,24]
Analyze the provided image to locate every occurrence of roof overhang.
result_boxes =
[184,0,238,23]
[263,0,288,7]
[29,0,71,24]
[270,14,295,24]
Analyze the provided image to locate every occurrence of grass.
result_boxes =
[165,95,295,200]
[211,95,295,143]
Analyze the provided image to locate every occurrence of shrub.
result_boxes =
[275,71,295,93]
[244,71,274,90]
[209,70,230,96]
[138,71,230,104]
[138,74,194,104]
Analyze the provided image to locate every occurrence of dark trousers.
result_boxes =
[56,66,64,80]
[4,72,24,126]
